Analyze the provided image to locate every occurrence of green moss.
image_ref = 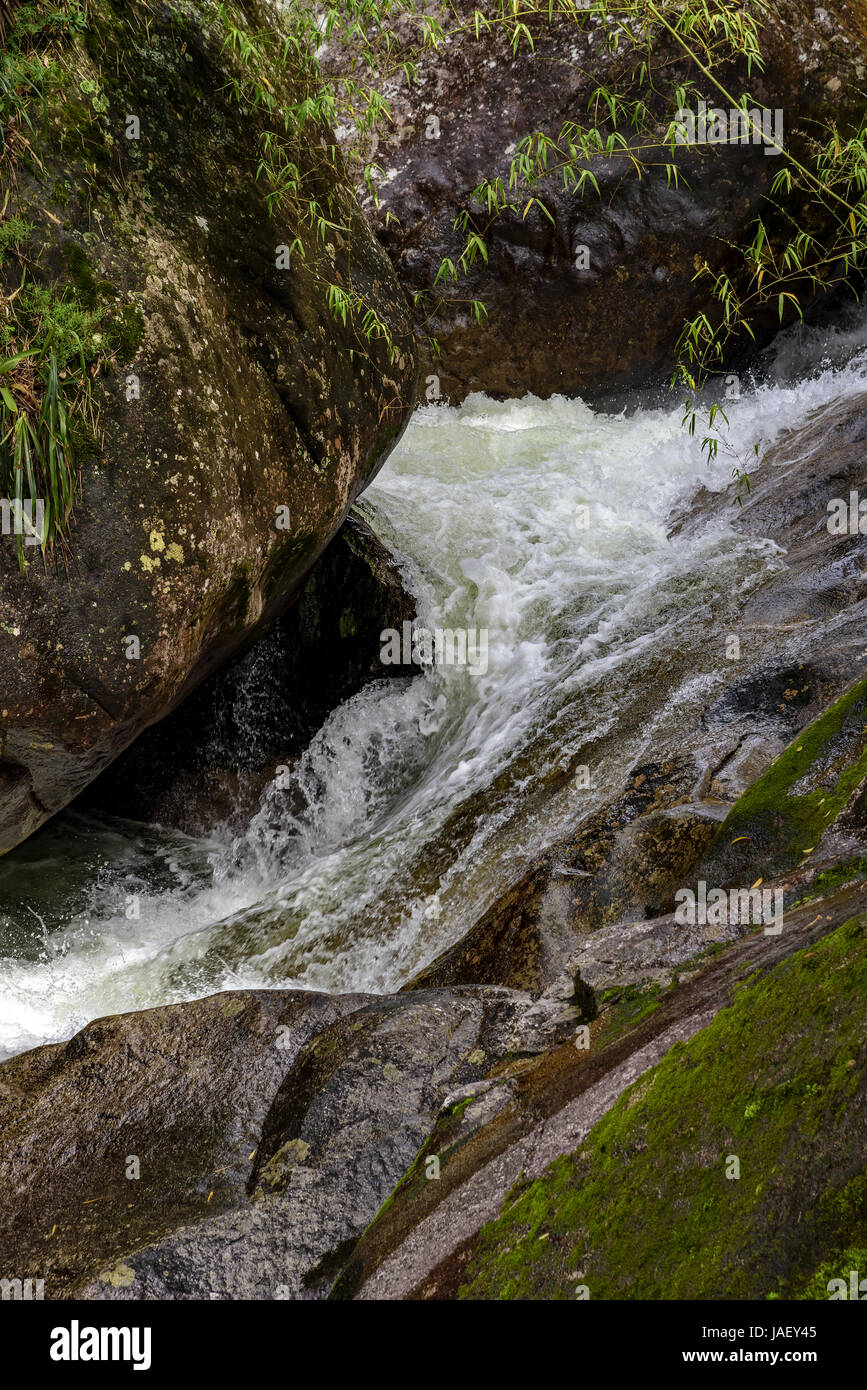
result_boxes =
[104,302,145,363]
[595,981,662,1047]
[0,4,82,136]
[800,1237,867,1299]
[704,679,867,872]
[8,282,97,367]
[66,404,100,462]
[338,606,357,638]
[793,854,867,907]
[460,912,867,1300]
[66,241,102,309]
[0,216,33,266]
[449,1095,474,1120]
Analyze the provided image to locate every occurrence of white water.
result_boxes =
[1,314,866,1057]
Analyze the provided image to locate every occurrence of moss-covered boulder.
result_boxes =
[330,876,867,1299]
[0,0,416,852]
[698,677,867,888]
[460,910,867,1299]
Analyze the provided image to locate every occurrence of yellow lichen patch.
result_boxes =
[165,542,184,563]
[140,554,161,572]
[219,997,246,1019]
[149,528,165,552]
[99,1263,136,1289]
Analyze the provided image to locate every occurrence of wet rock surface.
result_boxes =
[0,980,578,1299]
[410,391,867,995]
[455,901,867,1301]
[3,20,867,1297]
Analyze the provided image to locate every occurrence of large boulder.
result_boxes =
[327,0,866,400]
[0,0,416,852]
[0,980,578,1299]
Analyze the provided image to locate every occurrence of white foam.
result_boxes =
[2,325,866,1056]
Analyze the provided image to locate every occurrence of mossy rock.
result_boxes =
[460,910,867,1299]
[0,0,416,852]
[698,678,867,888]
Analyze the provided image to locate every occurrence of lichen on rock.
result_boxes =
[0,0,417,851]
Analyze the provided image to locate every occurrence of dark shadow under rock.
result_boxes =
[76,512,417,833]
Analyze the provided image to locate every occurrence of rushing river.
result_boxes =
[2,310,867,1058]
